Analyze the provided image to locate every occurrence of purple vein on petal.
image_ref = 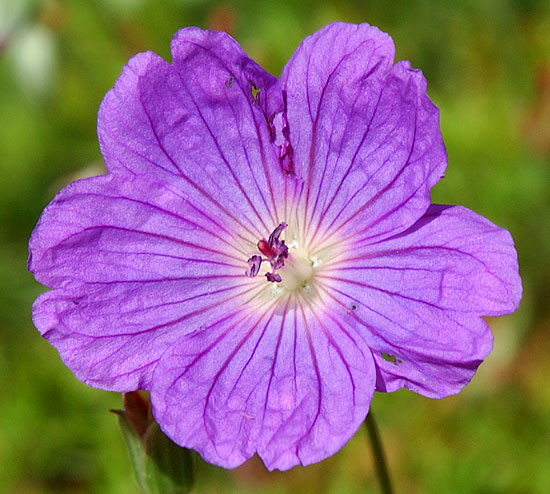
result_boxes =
[58,225,246,265]
[315,282,401,349]
[303,41,386,244]
[163,296,281,442]
[216,45,283,226]
[227,309,277,403]
[304,297,360,407]
[137,90,267,240]
[260,296,290,423]
[306,91,388,247]
[283,176,305,238]
[302,45,343,240]
[177,84,272,234]
[86,340,158,382]
[97,248,242,268]
[169,42,282,233]
[101,281,255,314]
[313,114,421,251]
[72,190,254,258]
[305,73,382,247]
[260,300,299,452]
[297,302,323,440]
[224,79,281,227]
[318,278,482,359]
[318,273,445,310]
[81,274,249,286]
[140,181,262,250]
[311,170,427,257]
[326,244,497,273]
[73,281,264,339]
[200,310,270,418]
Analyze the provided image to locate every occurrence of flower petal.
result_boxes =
[32,274,261,391]
[29,174,250,288]
[281,22,446,245]
[33,290,173,391]
[319,204,521,397]
[98,27,285,238]
[150,301,376,471]
[29,174,266,390]
[342,204,522,315]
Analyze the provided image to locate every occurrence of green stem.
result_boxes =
[365,410,393,494]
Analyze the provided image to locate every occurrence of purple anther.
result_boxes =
[267,222,287,247]
[265,272,282,283]
[245,255,263,277]
[270,244,288,271]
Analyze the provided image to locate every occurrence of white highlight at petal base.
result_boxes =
[242,216,346,315]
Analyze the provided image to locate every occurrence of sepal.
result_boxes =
[113,392,195,493]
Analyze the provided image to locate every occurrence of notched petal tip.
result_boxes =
[170,27,278,105]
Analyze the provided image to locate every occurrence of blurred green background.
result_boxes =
[1,0,548,492]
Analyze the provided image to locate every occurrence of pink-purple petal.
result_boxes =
[29,174,248,289]
[33,289,173,391]
[29,172,266,390]
[320,204,521,397]
[98,28,285,237]
[350,205,522,315]
[369,314,493,396]
[32,277,258,391]
[281,22,446,245]
[151,303,375,471]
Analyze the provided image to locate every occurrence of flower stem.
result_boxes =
[365,410,393,494]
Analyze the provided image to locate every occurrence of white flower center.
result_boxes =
[244,219,342,310]
[279,246,315,293]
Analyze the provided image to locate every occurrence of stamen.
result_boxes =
[267,222,287,246]
[246,223,288,283]
[265,272,282,283]
[245,255,263,278]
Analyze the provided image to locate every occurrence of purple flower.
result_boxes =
[28,22,522,471]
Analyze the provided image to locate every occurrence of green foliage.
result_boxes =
[1,0,549,492]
